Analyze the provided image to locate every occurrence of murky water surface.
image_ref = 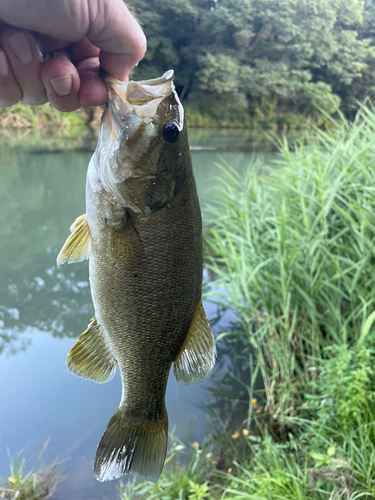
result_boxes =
[0,127,279,499]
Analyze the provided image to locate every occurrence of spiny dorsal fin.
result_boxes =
[67,317,117,384]
[57,213,91,265]
[173,302,216,385]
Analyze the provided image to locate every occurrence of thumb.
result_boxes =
[87,0,146,81]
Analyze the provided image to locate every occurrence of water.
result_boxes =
[0,128,278,499]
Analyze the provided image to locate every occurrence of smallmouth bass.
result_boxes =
[57,70,216,483]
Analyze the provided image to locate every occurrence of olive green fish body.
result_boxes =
[57,70,216,483]
[87,153,202,415]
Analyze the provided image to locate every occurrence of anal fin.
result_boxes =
[57,213,91,265]
[173,302,216,385]
[67,317,117,384]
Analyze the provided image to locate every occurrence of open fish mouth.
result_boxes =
[93,70,183,211]
[104,70,175,119]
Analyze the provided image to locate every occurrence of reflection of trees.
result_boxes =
[201,315,263,467]
[203,328,252,431]
[0,126,98,153]
[0,258,93,354]
[189,128,281,153]
[0,142,94,355]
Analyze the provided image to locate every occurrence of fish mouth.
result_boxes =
[94,70,182,210]
[104,70,175,119]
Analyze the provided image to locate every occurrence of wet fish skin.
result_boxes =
[57,70,216,483]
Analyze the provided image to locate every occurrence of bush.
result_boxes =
[0,103,85,129]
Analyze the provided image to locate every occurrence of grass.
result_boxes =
[0,443,61,500]
[205,104,375,420]
[117,433,218,500]
[201,102,375,498]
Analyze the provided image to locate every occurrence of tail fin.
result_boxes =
[94,406,168,483]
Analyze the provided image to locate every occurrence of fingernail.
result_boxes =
[0,51,9,77]
[8,32,33,64]
[50,75,72,96]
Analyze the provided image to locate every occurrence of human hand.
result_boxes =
[0,0,146,111]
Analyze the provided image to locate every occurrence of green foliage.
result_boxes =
[205,103,375,419]
[127,0,375,128]
[219,427,355,500]
[117,434,218,500]
[0,448,60,500]
[202,103,375,497]
[0,103,85,129]
[301,341,375,493]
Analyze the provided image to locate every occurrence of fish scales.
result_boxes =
[57,70,216,483]
[88,165,202,410]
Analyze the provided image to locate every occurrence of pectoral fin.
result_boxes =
[57,214,91,265]
[173,302,216,385]
[67,317,117,384]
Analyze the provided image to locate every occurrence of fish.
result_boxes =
[56,70,216,483]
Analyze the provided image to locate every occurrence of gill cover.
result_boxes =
[93,70,186,213]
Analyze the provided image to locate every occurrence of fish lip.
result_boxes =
[133,70,174,87]
[103,69,174,119]
[102,70,174,89]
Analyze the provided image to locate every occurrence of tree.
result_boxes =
[126,0,375,127]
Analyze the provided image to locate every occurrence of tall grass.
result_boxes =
[0,444,61,500]
[205,104,375,421]
[203,103,375,498]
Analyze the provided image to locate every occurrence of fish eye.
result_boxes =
[162,122,179,143]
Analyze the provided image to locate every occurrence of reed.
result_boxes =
[203,102,375,498]
[205,103,375,419]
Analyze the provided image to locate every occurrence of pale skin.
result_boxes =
[0,0,146,111]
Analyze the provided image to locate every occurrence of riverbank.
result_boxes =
[0,101,325,131]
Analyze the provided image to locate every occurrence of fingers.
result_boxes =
[0,28,105,110]
[0,26,81,111]
[41,52,81,111]
[0,28,47,106]
[87,0,146,81]
[70,38,107,107]
[0,48,21,107]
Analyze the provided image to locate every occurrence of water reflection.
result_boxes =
[0,141,92,354]
[204,329,251,427]
[198,324,266,470]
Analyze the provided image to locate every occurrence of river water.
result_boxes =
[0,127,278,499]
